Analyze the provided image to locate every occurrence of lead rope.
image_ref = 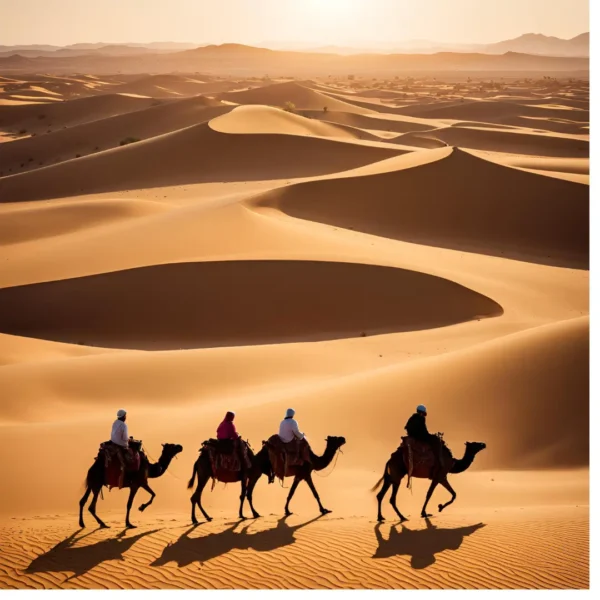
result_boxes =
[314,448,343,478]
[143,445,183,481]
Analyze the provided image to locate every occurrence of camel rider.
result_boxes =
[279,408,311,464]
[216,411,249,470]
[111,408,134,486]
[217,411,240,440]
[405,405,445,468]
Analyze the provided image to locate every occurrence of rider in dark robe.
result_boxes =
[405,405,446,468]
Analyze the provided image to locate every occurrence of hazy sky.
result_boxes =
[0,0,589,46]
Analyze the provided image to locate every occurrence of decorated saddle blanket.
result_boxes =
[396,435,454,484]
[97,441,143,489]
[201,438,251,476]
[264,434,311,481]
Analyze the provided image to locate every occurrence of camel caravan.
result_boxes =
[79,405,485,529]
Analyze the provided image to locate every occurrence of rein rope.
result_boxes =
[143,445,182,481]
[314,447,343,478]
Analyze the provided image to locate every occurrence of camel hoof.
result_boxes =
[192,520,199,526]
[321,509,332,515]
[99,524,110,529]
[285,511,292,517]
[126,524,137,529]
[79,522,85,528]
[139,505,146,512]
[206,517,213,522]
[400,517,409,523]
[252,513,261,519]
[377,516,385,522]
[438,504,443,513]
[421,513,432,519]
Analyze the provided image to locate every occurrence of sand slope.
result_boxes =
[0,260,503,349]
[0,96,230,173]
[254,147,588,267]
[0,122,404,202]
[220,81,373,114]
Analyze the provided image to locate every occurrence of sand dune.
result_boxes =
[0,96,231,174]
[0,93,158,137]
[254,147,588,267]
[108,74,238,98]
[0,68,589,591]
[419,126,588,157]
[0,198,169,245]
[0,260,502,349]
[219,81,373,114]
[0,121,403,202]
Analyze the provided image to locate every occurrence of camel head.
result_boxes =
[326,436,346,451]
[161,443,184,459]
[465,441,486,457]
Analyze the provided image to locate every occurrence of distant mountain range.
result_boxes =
[262,33,589,57]
[0,33,589,60]
[0,42,588,77]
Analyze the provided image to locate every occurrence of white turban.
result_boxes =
[117,409,127,418]
[286,408,295,418]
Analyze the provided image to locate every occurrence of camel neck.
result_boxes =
[310,443,338,471]
[450,450,476,474]
[149,452,173,478]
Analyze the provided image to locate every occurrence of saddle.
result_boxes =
[201,438,251,478]
[397,434,453,487]
[98,440,144,489]
[264,435,311,482]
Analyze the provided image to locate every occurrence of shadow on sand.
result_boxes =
[25,527,160,580]
[373,518,486,569]
[151,514,323,568]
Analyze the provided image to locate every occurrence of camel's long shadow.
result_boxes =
[373,519,486,569]
[26,527,160,580]
[151,514,323,568]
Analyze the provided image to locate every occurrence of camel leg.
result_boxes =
[125,486,139,528]
[88,486,109,528]
[305,473,331,515]
[79,485,92,528]
[246,472,262,518]
[389,479,408,522]
[421,480,438,518]
[376,474,393,522]
[438,478,457,513]
[138,483,156,512]
[190,471,212,524]
[238,475,247,520]
[284,477,301,516]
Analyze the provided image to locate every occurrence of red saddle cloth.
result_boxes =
[202,439,251,482]
[265,435,311,481]
[397,437,436,480]
[98,442,141,489]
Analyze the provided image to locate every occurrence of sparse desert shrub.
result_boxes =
[119,136,140,146]
[283,101,296,113]
[323,106,328,113]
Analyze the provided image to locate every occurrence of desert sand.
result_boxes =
[0,72,589,589]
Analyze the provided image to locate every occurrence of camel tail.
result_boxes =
[371,475,385,493]
[187,463,197,489]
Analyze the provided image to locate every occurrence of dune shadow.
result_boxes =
[25,527,160,580]
[0,260,503,350]
[151,514,323,568]
[373,519,485,569]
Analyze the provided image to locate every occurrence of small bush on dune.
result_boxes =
[119,136,140,146]
[283,101,296,113]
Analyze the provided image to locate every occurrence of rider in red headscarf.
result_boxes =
[217,411,240,440]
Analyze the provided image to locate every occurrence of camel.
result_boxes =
[372,440,486,522]
[79,442,183,529]
[187,441,263,524]
[247,436,346,518]
[187,436,346,523]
